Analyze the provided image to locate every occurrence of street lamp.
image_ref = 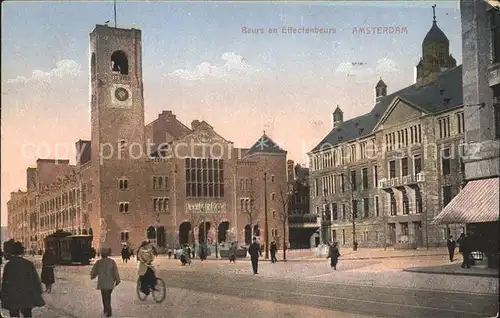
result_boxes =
[263,172,269,260]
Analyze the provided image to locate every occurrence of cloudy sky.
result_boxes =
[1,1,461,224]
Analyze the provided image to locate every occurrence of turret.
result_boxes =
[332,105,343,128]
[375,78,387,103]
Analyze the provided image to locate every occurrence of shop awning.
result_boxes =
[433,178,499,225]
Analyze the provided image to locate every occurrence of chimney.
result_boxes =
[332,105,343,128]
[375,78,387,103]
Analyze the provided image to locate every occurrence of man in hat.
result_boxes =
[91,247,120,317]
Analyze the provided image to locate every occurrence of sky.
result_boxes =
[1,1,462,225]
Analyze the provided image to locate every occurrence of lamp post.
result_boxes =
[264,172,269,260]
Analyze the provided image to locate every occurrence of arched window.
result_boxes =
[111,51,129,75]
[147,226,156,240]
[90,53,96,77]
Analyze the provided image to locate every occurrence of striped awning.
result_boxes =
[433,177,499,225]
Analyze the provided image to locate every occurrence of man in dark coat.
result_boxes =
[447,235,456,262]
[41,247,57,293]
[457,233,471,268]
[1,241,45,317]
[327,241,341,270]
[270,241,278,263]
[248,237,260,274]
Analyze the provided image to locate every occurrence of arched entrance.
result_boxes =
[244,225,252,245]
[179,222,191,246]
[218,222,230,243]
[198,222,211,244]
[157,226,166,248]
[146,226,156,240]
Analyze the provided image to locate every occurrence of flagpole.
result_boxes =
[114,0,117,28]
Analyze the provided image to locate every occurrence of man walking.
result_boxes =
[447,235,456,262]
[248,237,260,274]
[270,241,278,263]
[457,233,471,269]
[90,247,121,317]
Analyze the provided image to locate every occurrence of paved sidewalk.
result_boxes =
[404,264,499,278]
[35,271,372,318]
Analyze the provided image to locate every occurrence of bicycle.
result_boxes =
[136,265,166,303]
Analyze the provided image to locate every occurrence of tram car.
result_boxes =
[44,230,96,265]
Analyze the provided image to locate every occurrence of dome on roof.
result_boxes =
[423,21,449,44]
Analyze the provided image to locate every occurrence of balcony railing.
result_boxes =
[378,172,425,189]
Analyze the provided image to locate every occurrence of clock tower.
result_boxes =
[89,25,147,251]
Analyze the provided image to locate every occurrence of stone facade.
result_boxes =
[308,13,467,249]
[461,0,500,180]
[7,25,288,255]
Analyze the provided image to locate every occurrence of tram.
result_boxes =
[44,231,96,265]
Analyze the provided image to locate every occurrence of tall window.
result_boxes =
[456,112,465,134]
[390,193,397,216]
[350,171,357,191]
[362,168,369,189]
[314,179,319,196]
[153,197,169,212]
[342,204,346,220]
[438,116,450,138]
[119,178,128,190]
[360,142,366,159]
[332,203,338,220]
[340,173,345,193]
[119,202,129,213]
[401,158,408,176]
[441,149,451,175]
[492,10,500,64]
[415,188,423,214]
[389,160,396,178]
[350,144,357,162]
[152,176,168,190]
[373,165,378,187]
[375,196,380,216]
[185,158,224,198]
[402,193,409,215]
[413,155,422,174]
[363,198,369,218]
[442,186,452,207]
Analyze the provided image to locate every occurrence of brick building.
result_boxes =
[7,24,288,255]
[308,10,467,250]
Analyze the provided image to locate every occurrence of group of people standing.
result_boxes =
[447,233,472,268]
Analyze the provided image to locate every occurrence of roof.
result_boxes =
[247,133,287,155]
[376,79,387,88]
[333,106,343,114]
[423,21,449,44]
[432,178,499,225]
[310,65,463,153]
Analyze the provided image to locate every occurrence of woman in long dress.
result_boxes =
[41,247,56,293]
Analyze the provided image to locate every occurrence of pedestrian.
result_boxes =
[447,235,456,262]
[457,233,471,268]
[327,241,341,270]
[167,248,172,259]
[248,237,260,274]
[41,247,57,293]
[270,241,278,263]
[1,241,45,317]
[90,247,120,317]
[192,245,196,259]
[228,242,236,263]
[120,246,130,263]
[0,247,3,265]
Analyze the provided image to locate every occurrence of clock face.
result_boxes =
[114,87,130,102]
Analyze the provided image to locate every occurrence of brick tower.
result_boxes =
[89,25,148,253]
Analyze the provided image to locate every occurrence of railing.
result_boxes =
[378,172,425,189]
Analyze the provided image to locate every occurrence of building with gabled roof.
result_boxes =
[308,8,466,250]
[7,25,288,255]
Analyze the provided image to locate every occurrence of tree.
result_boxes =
[276,184,292,261]
[242,194,259,245]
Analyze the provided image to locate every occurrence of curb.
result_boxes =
[402,268,499,278]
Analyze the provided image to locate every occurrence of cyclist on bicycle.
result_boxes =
[137,240,157,295]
